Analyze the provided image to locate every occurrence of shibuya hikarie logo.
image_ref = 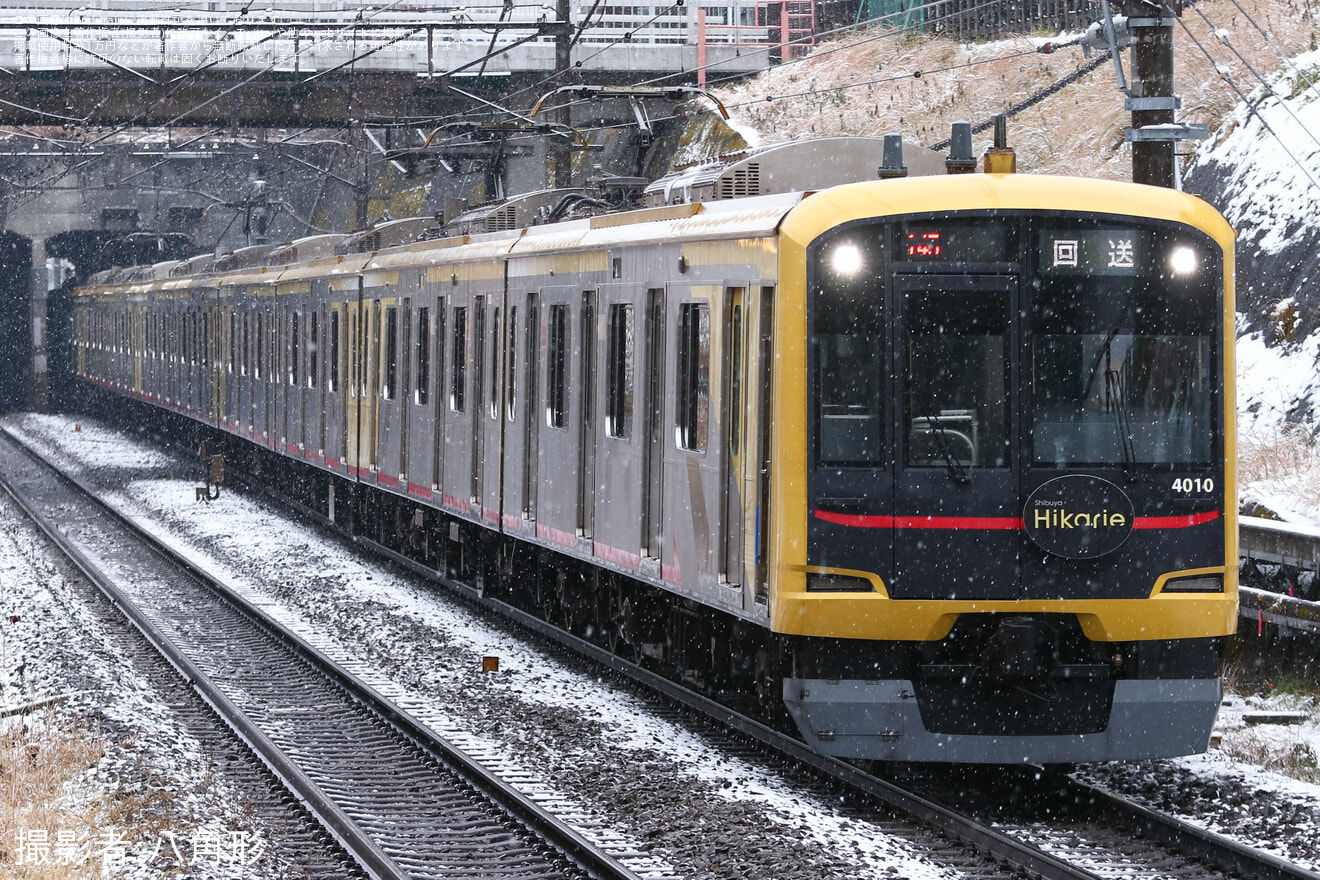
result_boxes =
[1024,475,1135,559]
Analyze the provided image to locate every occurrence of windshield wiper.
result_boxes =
[927,412,973,484]
[1083,327,1138,475]
[1103,349,1138,475]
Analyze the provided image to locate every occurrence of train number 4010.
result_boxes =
[1171,477,1215,494]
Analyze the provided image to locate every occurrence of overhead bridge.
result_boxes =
[0,0,784,126]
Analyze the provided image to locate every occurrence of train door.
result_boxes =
[284,293,305,452]
[238,298,251,436]
[202,304,215,424]
[498,294,523,527]
[578,290,597,539]
[407,282,438,496]
[266,298,279,448]
[428,294,446,498]
[481,293,507,527]
[642,287,666,560]
[521,294,539,523]
[211,297,225,426]
[269,304,282,448]
[535,287,583,540]
[329,278,357,470]
[891,273,1020,600]
[593,286,647,566]
[398,298,412,484]
[131,306,145,398]
[253,298,268,443]
[471,296,486,510]
[224,304,237,429]
[672,295,719,586]
[722,287,747,589]
[442,296,472,516]
[375,295,403,485]
[754,286,774,603]
[345,296,362,474]
[305,282,328,460]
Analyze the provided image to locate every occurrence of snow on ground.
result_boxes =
[1236,329,1320,521]
[0,447,294,878]
[1194,48,1320,257]
[13,379,1320,873]
[3,413,955,880]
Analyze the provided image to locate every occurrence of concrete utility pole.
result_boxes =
[552,0,573,189]
[1119,0,1206,188]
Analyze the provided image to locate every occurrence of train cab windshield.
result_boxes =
[1030,224,1217,467]
[809,213,1223,473]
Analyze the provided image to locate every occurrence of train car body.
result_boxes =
[71,154,1237,763]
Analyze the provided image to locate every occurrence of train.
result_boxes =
[70,133,1238,763]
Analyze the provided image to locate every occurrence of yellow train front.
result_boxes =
[773,173,1237,762]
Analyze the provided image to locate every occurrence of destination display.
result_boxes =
[1038,228,1144,276]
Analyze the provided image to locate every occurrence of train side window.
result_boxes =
[271,308,280,383]
[255,312,264,380]
[384,306,398,399]
[435,300,446,408]
[308,310,318,389]
[328,309,340,393]
[290,311,300,386]
[228,312,236,373]
[450,306,467,412]
[363,303,375,399]
[676,302,709,451]
[490,307,501,420]
[505,305,517,422]
[349,309,358,398]
[729,302,743,448]
[416,307,430,405]
[606,303,634,439]
[547,304,568,428]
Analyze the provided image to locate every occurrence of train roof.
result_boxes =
[75,164,1236,298]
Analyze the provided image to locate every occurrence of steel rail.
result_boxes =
[36,418,1316,880]
[0,442,407,880]
[1063,776,1320,880]
[352,535,1105,880]
[0,429,643,880]
[357,520,1320,880]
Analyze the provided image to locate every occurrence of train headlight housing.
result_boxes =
[1160,573,1224,593]
[1169,245,1198,275]
[831,243,863,275]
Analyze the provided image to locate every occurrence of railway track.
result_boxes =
[5,421,1318,880]
[467,554,1320,880]
[0,429,649,880]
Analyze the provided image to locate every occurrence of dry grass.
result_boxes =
[715,0,1320,178]
[1219,728,1320,781]
[0,712,220,877]
[1238,425,1320,512]
[0,715,104,878]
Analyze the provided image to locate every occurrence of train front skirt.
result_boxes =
[783,677,1221,763]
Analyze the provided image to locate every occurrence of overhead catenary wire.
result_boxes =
[1174,14,1320,198]
[927,52,1113,151]
[418,0,1009,136]
[1224,0,1320,99]
[1185,1,1320,160]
